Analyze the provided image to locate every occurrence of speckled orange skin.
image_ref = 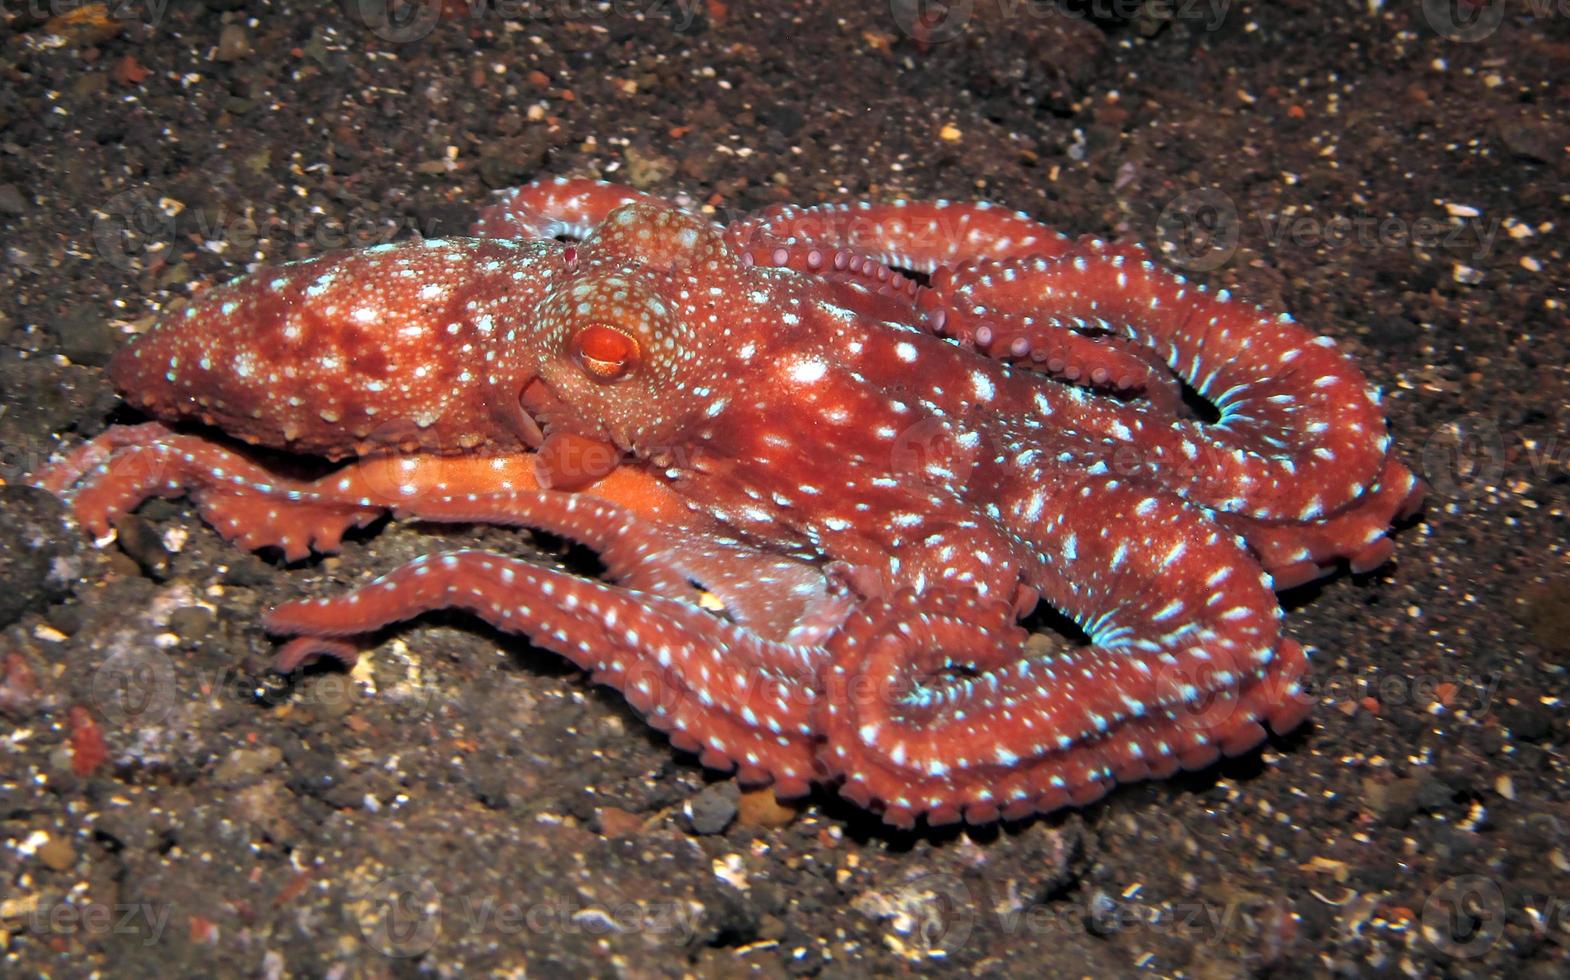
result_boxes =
[110,237,564,459]
[41,179,1422,828]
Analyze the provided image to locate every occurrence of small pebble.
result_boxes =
[216,24,252,62]
[169,606,214,643]
[52,307,119,368]
[738,787,798,828]
[685,782,739,835]
[624,145,677,190]
[37,836,75,871]
[114,516,171,580]
[0,486,74,628]
[0,182,27,216]
[598,806,646,839]
[214,746,283,785]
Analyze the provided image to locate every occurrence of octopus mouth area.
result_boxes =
[691,583,740,624]
[517,377,625,454]
[920,661,986,686]
[513,378,555,448]
[1176,374,1223,424]
[1020,601,1095,649]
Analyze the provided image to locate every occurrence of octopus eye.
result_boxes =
[570,323,641,381]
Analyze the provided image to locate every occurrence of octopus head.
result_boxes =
[520,202,745,456]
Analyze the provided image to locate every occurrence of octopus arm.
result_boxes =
[974,240,1395,523]
[266,550,825,794]
[386,486,856,645]
[725,200,1074,272]
[817,475,1310,828]
[472,177,684,240]
[1219,455,1426,589]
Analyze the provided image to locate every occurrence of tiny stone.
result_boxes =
[624,145,677,190]
[758,914,788,941]
[169,606,214,643]
[598,806,645,839]
[0,182,27,216]
[37,836,75,871]
[1502,700,1554,742]
[1362,775,1444,827]
[1084,890,1120,937]
[52,307,119,367]
[213,745,283,786]
[216,24,253,62]
[0,487,74,628]
[684,781,740,835]
[738,787,798,828]
[114,515,171,580]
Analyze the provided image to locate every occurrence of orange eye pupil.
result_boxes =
[579,325,633,362]
[572,324,640,380]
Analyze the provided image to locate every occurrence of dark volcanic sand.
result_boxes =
[1,1,1567,976]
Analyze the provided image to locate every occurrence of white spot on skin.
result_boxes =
[789,359,828,384]
[970,370,995,402]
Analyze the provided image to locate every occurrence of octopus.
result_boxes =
[36,177,1423,828]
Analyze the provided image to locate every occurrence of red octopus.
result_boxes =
[37,178,1422,828]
